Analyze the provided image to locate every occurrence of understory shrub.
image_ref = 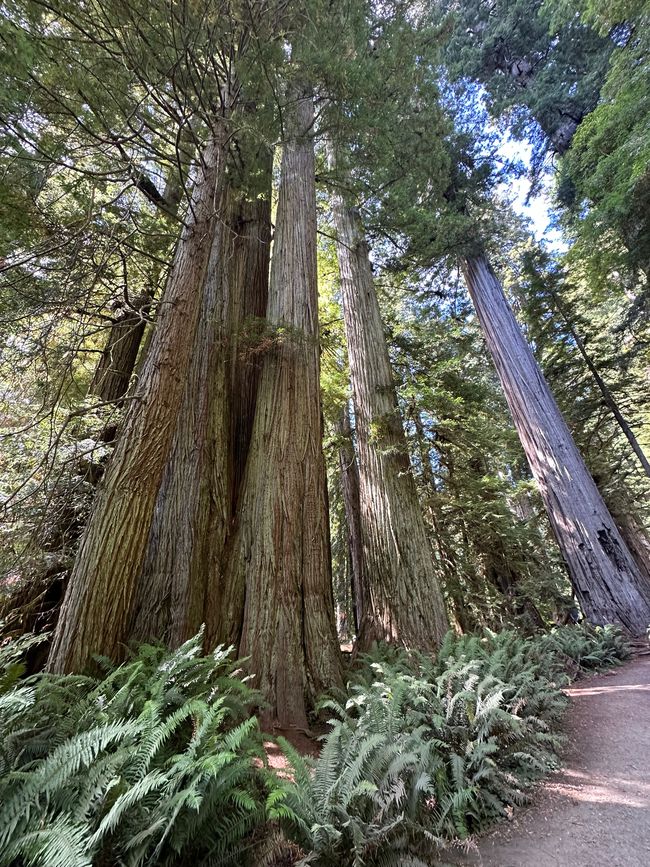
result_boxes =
[0,624,630,867]
[271,624,630,866]
[0,630,278,867]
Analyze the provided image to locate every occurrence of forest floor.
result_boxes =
[446,653,650,867]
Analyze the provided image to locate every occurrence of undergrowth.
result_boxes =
[0,623,630,866]
[0,630,277,867]
[271,624,630,866]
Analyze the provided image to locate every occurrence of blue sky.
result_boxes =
[497,134,566,250]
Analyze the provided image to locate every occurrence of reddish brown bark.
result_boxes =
[330,176,449,651]
[127,157,272,647]
[47,132,229,672]
[221,85,342,727]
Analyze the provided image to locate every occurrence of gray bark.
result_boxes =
[461,252,650,634]
[330,169,449,650]
[335,401,368,633]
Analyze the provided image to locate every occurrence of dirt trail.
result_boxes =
[448,655,650,867]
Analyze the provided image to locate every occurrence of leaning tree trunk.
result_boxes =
[548,289,650,481]
[47,131,228,672]
[335,401,369,634]
[219,85,341,728]
[461,252,650,634]
[89,299,150,404]
[330,174,448,650]
[129,165,272,648]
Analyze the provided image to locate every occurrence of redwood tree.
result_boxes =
[129,157,272,648]
[461,253,650,634]
[330,174,449,650]
[48,130,230,672]
[219,83,342,727]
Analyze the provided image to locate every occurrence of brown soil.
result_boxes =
[447,656,650,867]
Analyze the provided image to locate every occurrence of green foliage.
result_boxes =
[274,626,629,866]
[553,1,650,300]
[0,625,631,866]
[539,623,631,670]
[446,0,611,157]
[0,631,277,867]
[381,277,568,630]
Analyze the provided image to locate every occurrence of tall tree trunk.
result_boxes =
[219,85,341,728]
[330,176,448,650]
[129,167,272,647]
[461,252,650,634]
[335,401,368,634]
[128,206,232,646]
[226,187,273,515]
[47,131,229,672]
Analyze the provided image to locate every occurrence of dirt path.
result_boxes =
[448,655,650,867]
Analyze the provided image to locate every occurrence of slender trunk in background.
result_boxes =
[550,291,650,481]
[330,168,449,650]
[335,401,368,633]
[222,85,341,727]
[411,411,473,633]
[89,299,150,404]
[461,252,650,634]
[90,158,190,407]
[47,131,229,672]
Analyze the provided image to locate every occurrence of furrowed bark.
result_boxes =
[128,206,232,646]
[330,169,449,651]
[222,85,342,727]
[89,301,149,404]
[461,252,650,635]
[335,401,368,633]
[47,131,228,672]
[130,168,272,648]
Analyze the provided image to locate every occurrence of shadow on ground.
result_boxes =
[445,656,650,867]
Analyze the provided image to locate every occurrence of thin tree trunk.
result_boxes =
[549,291,650,481]
[47,131,229,672]
[220,85,341,727]
[461,252,650,634]
[335,401,368,633]
[411,411,474,633]
[89,301,149,404]
[330,170,448,650]
[89,158,190,406]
